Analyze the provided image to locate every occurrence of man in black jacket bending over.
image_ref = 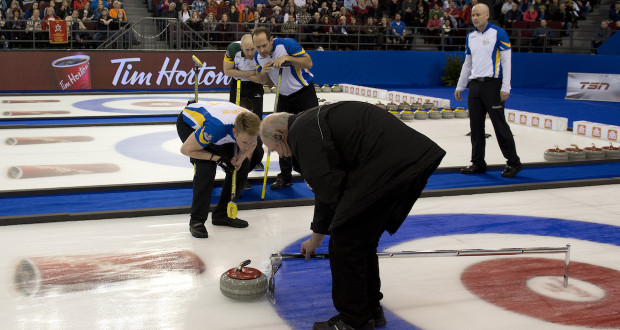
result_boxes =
[260,101,445,330]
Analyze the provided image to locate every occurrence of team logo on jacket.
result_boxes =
[204,133,213,142]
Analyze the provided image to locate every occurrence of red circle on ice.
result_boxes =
[461,257,620,328]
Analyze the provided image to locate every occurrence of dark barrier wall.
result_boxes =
[598,33,620,55]
[0,50,618,93]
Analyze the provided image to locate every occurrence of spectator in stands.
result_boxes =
[368,0,383,20]
[328,1,339,20]
[25,1,42,19]
[518,0,530,14]
[553,3,575,36]
[283,5,296,22]
[93,0,107,19]
[233,0,244,13]
[108,0,126,18]
[192,0,206,14]
[440,10,457,29]
[378,15,389,46]
[529,18,552,51]
[349,15,361,47]
[7,1,23,18]
[591,20,611,54]
[178,2,191,22]
[352,0,368,21]
[538,5,549,20]
[532,0,543,12]
[441,15,455,49]
[503,2,521,30]
[241,0,254,11]
[255,3,267,17]
[92,8,114,46]
[318,1,328,16]
[321,12,332,35]
[297,5,312,25]
[80,1,94,19]
[159,1,177,38]
[429,2,443,20]
[229,4,240,22]
[523,5,537,22]
[112,10,132,48]
[281,10,298,38]
[204,12,218,42]
[575,0,591,20]
[305,0,318,15]
[70,10,89,47]
[343,0,357,13]
[414,3,428,30]
[610,1,620,24]
[219,12,235,42]
[426,12,441,43]
[337,7,351,23]
[0,11,7,45]
[7,8,24,44]
[267,0,282,8]
[307,11,324,49]
[254,0,268,8]
[547,0,560,19]
[401,0,416,26]
[390,12,406,45]
[272,6,283,23]
[363,16,380,49]
[386,0,400,18]
[460,2,472,27]
[332,14,349,49]
[445,1,461,20]
[240,6,253,23]
[90,0,108,12]
[25,8,43,43]
[293,0,305,8]
[187,9,202,31]
[205,0,218,16]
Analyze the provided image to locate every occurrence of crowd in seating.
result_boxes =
[0,0,616,51]
[0,0,139,48]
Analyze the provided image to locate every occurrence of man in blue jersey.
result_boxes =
[251,26,319,190]
[454,3,522,178]
[176,100,262,238]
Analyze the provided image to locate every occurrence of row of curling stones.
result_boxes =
[376,102,468,121]
[220,259,267,301]
[544,143,620,161]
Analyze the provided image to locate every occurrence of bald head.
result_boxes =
[240,34,256,59]
[471,3,490,31]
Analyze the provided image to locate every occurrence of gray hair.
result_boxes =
[260,113,292,145]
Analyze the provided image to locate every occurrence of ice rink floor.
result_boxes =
[1,91,619,329]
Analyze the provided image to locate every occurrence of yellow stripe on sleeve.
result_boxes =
[494,49,501,78]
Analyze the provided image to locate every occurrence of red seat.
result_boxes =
[512,20,528,29]
[217,6,229,16]
[547,21,562,30]
[529,21,540,29]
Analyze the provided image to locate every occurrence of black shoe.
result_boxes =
[460,164,486,174]
[253,162,264,171]
[212,217,248,228]
[189,223,208,238]
[243,181,251,190]
[501,163,523,178]
[270,177,292,190]
[313,315,375,330]
[373,306,386,327]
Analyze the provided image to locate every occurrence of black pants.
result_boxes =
[276,82,319,181]
[329,157,442,328]
[468,78,520,167]
[229,79,265,166]
[176,114,261,224]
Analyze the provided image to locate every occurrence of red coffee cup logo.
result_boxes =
[52,55,91,90]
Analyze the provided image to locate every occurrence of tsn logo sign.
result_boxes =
[579,82,610,90]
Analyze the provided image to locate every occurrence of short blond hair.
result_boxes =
[235,112,261,136]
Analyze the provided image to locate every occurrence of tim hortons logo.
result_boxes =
[395,95,401,102]
[508,112,515,122]
[579,82,610,90]
[361,89,366,96]
[373,91,377,97]
[592,127,602,138]
[355,87,359,94]
[577,124,586,135]
[608,129,618,141]
[388,94,393,101]
[519,114,528,124]
[532,117,540,127]
[344,86,348,92]
[544,119,553,129]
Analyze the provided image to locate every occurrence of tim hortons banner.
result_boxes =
[0,51,231,92]
[566,73,620,102]
[49,20,68,44]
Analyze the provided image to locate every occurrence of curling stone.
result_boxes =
[544,145,569,162]
[414,110,428,120]
[398,103,411,111]
[220,260,267,301]
[400,110,415,121]
[321,84,332,93]
[454,109,469,119]
[314,85,321,93]
[602,143,620,159]
[565,144,586,161]
[374,102,386,110]
[441,109,455,119]
[331,84,341,92]
[422,102,434,110]
[412,103,424,110]
[271,86,277,93]
[428,110,442,120]
[584,144,605,160]
[263,85,271,93]
[388,110,401,118]
[386,103,398,111]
